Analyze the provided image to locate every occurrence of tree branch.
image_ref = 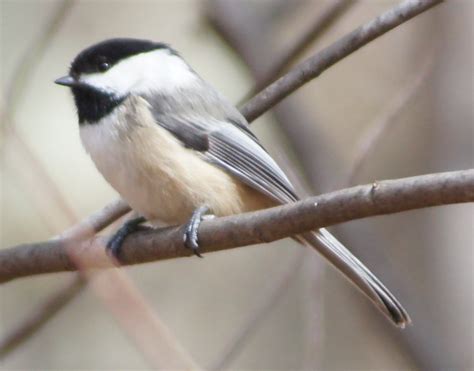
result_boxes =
[241,0,443,122]
[248,0,355,98]
[1,170,472,283]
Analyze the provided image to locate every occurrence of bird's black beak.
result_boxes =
[54,75,77,87]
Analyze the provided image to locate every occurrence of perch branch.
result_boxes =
[1,170,472,283]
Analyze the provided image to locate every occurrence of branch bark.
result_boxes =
[1,170,472,283]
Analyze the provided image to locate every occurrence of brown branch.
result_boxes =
[241,0,443,122]
[248,0,355,98]
[58,198,130,240]
[1,170,472,283]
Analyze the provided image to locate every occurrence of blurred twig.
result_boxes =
[343,54,435,187]
[241,0,443,122]
[2,169,472,282]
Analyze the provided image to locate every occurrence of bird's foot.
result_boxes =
[183,205,211,258]
[106,216,147,260]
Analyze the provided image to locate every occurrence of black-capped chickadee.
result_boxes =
[55,38,410,327]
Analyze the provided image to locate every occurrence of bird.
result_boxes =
[55,38,410,327]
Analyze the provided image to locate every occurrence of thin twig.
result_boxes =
[57,199,130,240]
[241,0,443,122]
[1,169,472,282]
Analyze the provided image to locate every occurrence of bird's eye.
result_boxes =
[98,62,110,72]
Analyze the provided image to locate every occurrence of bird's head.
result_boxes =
[55,38,197,123]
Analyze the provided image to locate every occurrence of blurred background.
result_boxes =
[1,0,473,369]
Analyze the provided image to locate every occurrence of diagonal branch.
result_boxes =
[248,0,355,97]
[1,169,472,283]
[241,0,443,122]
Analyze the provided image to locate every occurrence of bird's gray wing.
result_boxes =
[142,92,298,203]
[205,124,299,203]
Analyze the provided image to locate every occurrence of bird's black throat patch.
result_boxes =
[72,85,125,124]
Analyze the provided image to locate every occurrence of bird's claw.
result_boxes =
[183,205,211,258]
[106,216,147,261]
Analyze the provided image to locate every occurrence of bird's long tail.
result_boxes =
[300,229,410,327]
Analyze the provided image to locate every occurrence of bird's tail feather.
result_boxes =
[299,229,411,328]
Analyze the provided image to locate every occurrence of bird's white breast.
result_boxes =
[79,96,269,225]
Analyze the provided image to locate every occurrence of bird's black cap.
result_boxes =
[69,38,175,77]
